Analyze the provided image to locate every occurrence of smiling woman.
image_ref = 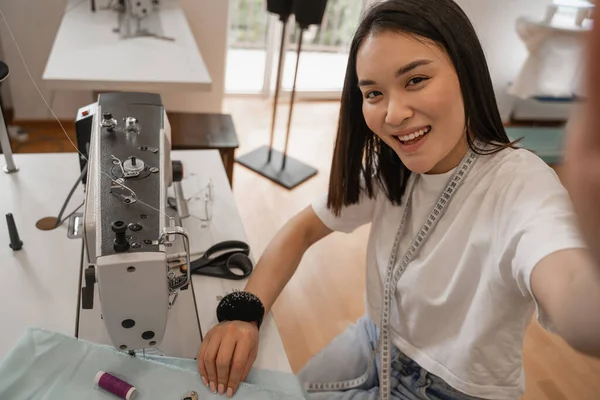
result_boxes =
[196,1,600,399]
[327,0,521,214]
[357,33,466,174]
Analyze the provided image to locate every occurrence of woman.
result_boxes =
[198,0,600,399]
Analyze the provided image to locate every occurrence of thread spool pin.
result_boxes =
[112,220,129,252]
[6,213,23,251]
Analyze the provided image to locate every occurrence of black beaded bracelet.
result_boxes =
[216,291,265,330]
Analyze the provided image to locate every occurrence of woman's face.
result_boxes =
[356,30,468,174]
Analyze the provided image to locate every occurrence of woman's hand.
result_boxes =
[197,320,259,398]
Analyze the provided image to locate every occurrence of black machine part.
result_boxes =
[81,266,96,310]
[96,92,163,257]
[5,213,23,251]
[172,160,184,182]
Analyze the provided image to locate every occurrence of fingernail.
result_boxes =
[210,382,216,393]
[201,376,208,386]
[218,383,225,394]
[227,387,234,397]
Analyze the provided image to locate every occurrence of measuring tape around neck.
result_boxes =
[378,146,480,399]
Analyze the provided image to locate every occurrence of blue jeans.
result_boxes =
[297,314,482,400]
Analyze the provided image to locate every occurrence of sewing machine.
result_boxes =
[75,92,201,357]
[108,0,173,41]
[0,94,291,373]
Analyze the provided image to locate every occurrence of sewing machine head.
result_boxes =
[78,92,190,353]
[112,0,166,40]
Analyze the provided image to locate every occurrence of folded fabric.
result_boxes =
[0,327,306,400]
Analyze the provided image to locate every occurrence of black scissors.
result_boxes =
[185,240,253,280]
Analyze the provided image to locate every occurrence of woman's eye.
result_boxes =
[407,77,428,86]
[365,91,381,99]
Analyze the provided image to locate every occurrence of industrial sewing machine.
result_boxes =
[100,0,173,41]
[75,92,201,357]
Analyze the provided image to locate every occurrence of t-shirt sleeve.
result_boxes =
[497,154,586,332]
[311,178,379,234]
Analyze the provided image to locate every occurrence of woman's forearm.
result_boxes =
[558,260,600,357]
[565,4,600,265]
[243,206,331,314]
[533,249,600,358]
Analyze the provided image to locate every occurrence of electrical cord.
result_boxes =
[55,163,88,228]
[57,201,84,227]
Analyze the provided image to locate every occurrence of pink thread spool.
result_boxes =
[95,371,137,399]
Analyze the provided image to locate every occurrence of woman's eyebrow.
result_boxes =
[358,59,433,87]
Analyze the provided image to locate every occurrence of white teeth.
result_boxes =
[397,127,430,142]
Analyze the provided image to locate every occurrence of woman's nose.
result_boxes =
[385,95,413,127]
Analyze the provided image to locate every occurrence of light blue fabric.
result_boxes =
[0,327,305,400]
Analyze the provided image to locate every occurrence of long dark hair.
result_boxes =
[327,0,516,216]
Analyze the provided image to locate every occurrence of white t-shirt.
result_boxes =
[311,147,586,400]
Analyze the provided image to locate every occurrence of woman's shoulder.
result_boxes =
[471,146,572,216]
[479,146,562,187]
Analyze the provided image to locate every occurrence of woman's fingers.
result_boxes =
[241,343,258,383]
[202,333,222,393]
[226,337,254,397]
[196,321,260,397]
[197,334,210,387]
[215,332,238,394]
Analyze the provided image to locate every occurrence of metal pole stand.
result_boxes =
[236,21,318,190]
[0,98,18,174]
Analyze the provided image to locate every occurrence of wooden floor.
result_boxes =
[8,97,600,399]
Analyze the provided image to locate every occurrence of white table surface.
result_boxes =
[43,0,212,92]
[0,153,84,359]
[172,151,292,373]
[0,150,291,374]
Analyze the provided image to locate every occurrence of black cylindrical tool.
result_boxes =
[6,213,23,250]
[112,220,129,252]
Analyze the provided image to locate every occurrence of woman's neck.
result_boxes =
[426,137,470,175]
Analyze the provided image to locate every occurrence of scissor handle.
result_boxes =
[222,253,253,279]
[189,251,253,280]
[189,240,252,274]
[204,240,250,259]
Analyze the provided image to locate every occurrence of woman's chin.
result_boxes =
[397,155,435,175]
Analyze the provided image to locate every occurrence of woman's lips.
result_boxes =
[394,126,431,153]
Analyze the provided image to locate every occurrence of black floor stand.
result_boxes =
[236,22,318,190]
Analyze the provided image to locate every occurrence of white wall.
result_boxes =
[163,0,229,114]
[0,0,229,121]
[455,0,553,120]
[0,0,555,122]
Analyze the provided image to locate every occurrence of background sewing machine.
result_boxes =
[92,0,172,41]
[74,92,201,358]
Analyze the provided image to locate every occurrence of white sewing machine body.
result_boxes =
[113,0,168,40]
[77,92,200,356]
